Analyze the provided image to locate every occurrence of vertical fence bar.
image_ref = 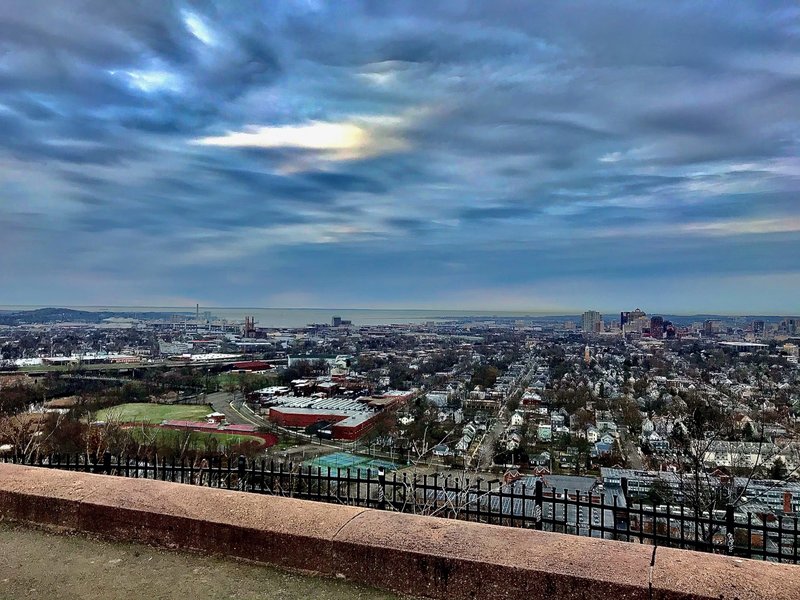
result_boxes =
[725,504,735,556]
[237,455,246,492]
[326,466,332,502]
[378,468,386,510]
[534,480,543,531]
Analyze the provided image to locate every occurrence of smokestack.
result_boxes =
[784,491,792,514]
[196,303,199,320]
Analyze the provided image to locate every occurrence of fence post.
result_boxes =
[103,451,111,475]
[725,503,735,556]
[238,455,246,492]
[377,467,386,510]
[534,479,543,531]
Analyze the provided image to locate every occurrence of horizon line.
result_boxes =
[1,304,798,318]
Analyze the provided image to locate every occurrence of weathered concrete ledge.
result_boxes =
[0,463,797,600]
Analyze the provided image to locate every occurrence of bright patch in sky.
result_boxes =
[682,218,800,236]
[119,70,181,93]
[183,11,216,45]
[192,119,408,162]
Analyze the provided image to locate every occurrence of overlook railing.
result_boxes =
[4,452,798,564]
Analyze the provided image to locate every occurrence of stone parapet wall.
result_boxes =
[0,463,797,600]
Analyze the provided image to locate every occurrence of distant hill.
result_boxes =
[0,307,189,325]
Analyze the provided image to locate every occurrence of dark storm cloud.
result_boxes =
[0,0,798,311]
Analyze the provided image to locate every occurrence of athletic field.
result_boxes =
[95,403,212,424]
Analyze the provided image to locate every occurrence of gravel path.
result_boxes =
[0,523,401,600]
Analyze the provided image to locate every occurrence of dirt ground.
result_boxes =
[0,522,401,600]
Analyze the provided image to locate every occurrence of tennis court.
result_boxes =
[305,452,398,474]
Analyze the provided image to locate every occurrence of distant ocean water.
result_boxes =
[0,305,569,328]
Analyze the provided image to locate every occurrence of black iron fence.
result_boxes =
[4,452,799,564]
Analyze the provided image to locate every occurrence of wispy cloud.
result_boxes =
[182,11,217,46]
[0,1,798,310]
[682,217,800,236]
[191,115,411,167]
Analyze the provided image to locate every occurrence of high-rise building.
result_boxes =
[620,308,647,334]
[780,318,799,335]
[332,316,342,327]
[621,308,646,332]
[582,310,602,334]
[650,316,664,339]
[704,320,722,335]
[243,316,256,338]
[629,308,646,322]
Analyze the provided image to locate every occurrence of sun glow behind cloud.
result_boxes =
[191,116,411,167]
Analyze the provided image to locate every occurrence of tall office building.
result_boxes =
[629,308,647,322]
[582,310,602,334]
[752,320,765,337]
[780,318,798,335]
[621,308,647,334]
[650,316,664,338]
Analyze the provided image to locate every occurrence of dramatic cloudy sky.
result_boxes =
[1,1,799,313]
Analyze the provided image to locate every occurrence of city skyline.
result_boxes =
[1,1,799,312]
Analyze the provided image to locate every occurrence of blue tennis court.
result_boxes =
[305,452,397,474]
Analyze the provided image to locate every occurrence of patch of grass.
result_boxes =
[129,427,266,451]
[95,402,211,424]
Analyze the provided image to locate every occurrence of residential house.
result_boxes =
[537,423,552,442]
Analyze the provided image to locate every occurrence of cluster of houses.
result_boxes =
[454,415,489,455]
[510,406,620,460]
